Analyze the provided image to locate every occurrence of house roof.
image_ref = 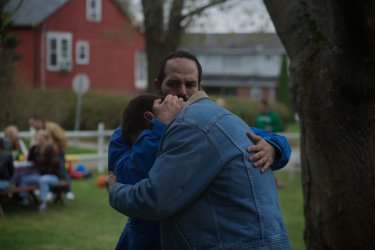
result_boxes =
[181,33,285,53]
[5,0,68,27]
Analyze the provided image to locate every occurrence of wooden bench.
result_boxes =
[0,180,70,216]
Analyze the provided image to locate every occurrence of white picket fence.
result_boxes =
[0,122,113,173]
[1,123,300,174]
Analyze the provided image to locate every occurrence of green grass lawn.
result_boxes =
[275,170,305,250]
[66,146,97,155]
[0,171,304,250]
[0,175,125,250]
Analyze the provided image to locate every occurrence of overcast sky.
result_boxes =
[187,0,275,33]
[128,0,275,33]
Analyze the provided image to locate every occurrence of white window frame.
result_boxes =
[86,0,102,22]
[46,32,72,71]
[251,87,262,101]
[134,50,147,89]
[75,41,90,65]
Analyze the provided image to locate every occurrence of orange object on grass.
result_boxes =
[96,175,107,187]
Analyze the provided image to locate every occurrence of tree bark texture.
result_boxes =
[265,0,375,249]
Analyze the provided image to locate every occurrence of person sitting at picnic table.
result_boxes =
[18,130,63,213]
[28,115,75,200]
[2,125,28,160]
[0,143,15,190]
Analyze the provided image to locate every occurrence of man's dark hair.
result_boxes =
[121,93,159,143]
[260,99,269,107]
[29,114,44,122]
[156,50,203,84]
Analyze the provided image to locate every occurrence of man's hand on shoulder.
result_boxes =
[106,172,117,192]
[153,95,185,125]
[246,132,276,173]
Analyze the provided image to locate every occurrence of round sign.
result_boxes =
[72,74,90,94]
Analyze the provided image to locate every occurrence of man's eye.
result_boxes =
[186,82,197,88]
[168,82,179,87]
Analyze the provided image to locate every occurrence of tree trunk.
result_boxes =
[141,0,230,93]
[142,0,185,93]
[265,0,375,249]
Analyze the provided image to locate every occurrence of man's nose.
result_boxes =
[178,85,187,96]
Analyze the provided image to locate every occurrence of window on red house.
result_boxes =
[86,0,102,22]
[76,41,90,65]
[46,32,72,71]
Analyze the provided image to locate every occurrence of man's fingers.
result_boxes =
[177,97,186,107]
[260,161,271,173]
[249,150,264,161]
[246,131,262,143]
[153,98,162,107]
[247,145,257,153]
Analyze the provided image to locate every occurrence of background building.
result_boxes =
[5,0,144,93]
[181,33,287,101]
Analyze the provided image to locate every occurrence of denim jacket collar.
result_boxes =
[186,91,208,107]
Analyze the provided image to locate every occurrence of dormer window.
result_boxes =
[86,0,102,22]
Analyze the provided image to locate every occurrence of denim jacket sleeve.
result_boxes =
[250,127,291,171]
[109,122,222,220]
[107,119,166,184]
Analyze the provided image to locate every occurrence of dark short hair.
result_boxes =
[156,50,202,84]
[29,114,43,121]
[260,99,269,107]
[121,93,159,143]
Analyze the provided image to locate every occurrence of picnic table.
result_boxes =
[0,161,69,216]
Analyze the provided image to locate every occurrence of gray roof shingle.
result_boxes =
[5,0,68,27]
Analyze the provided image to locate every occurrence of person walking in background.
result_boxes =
[28,115,75,200]
[255,99,282,132]
[254,99,284,188]
[108,51,290,249]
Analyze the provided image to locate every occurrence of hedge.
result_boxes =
[0,88,129,131]
[0,89,292,132]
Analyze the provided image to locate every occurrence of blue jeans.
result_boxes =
[18,173,40,199]
[0,180,11,190]
[38,174,59,202]
[18,174,59,202]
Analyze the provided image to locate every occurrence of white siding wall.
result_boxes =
[198,53,281,77]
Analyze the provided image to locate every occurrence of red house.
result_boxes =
[5,0,145,93]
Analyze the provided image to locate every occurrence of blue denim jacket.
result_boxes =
[110,91,290,249]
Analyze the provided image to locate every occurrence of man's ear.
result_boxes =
[144,111,154,122]
[198,83,202,90]
[153,79,161,91]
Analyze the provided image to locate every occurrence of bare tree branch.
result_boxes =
[165,0,185,51]
[181,0,230,21]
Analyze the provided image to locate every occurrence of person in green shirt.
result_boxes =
[255,99,282,132]
[254,99,284,188]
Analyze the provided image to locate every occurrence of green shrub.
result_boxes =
[0,89,293,132]
[211,96,292,131]
[0,88,130,131]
